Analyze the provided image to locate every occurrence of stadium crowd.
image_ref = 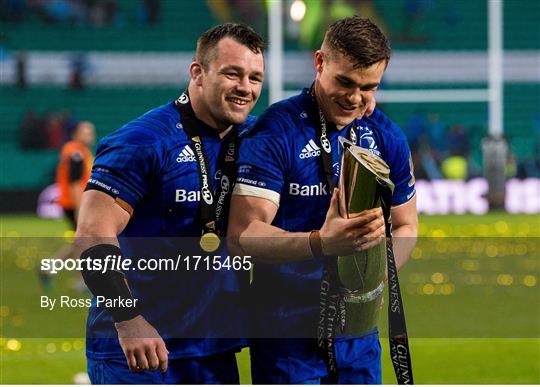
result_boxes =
[1,0,160,26]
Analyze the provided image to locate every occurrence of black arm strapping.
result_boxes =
[80,243,140,323]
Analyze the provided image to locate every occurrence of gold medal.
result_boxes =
[200,232,220,252]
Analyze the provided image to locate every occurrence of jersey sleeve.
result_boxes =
[233,114,290,207]
[86,136,159,210]
[385,123,416,206]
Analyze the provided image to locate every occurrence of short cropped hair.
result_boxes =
[323,16,391,69]
[195,23,266,69]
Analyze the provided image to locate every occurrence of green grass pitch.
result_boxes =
[1,213,539,384]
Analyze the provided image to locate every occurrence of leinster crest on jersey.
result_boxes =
[358,125,381,156]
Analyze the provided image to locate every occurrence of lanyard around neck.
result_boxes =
[310,87,358,191]
[173,92,238,239]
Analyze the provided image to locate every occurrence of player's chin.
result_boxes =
[224,110,249,125]
[332,105,357,122]
[333,112,357,127]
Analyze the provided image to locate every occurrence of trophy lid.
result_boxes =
[338,137,394,190]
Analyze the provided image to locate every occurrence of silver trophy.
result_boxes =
[337,137,395,335]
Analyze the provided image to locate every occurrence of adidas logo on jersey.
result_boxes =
[299,139,321,159]
[176,145,196,163]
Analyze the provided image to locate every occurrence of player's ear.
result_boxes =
[189,62,204,86]
[314,50,324,74]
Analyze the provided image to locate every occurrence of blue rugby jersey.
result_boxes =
[85,101,255,359]
[233,89,416,337]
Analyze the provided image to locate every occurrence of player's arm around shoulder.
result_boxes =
[75,190,168,373]
[227,189,386,264]
[228,110,315,262]
[227,194,314,263]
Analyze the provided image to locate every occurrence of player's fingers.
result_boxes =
[347,208,382,228]
[125,351,138,372]
[156,342,169,373]
[365,96,376,117]
[355,239,375,252]
[352,216,385,238]
[134,349,149,371]
[360,240,379,251]
[146,345,160,371]
[377,223,386,239]
[348,207,381,219]
[367,223,386,243]
[356,226,386,251]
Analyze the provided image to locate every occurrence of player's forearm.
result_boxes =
[74,191,140,322]
[75,218,120,252]
[391,224,417,270]
[232,219,313,264]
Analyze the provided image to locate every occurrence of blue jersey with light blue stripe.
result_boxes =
[85,101,255,359]
[234,89,415,336]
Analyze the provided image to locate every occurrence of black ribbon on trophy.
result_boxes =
[174,92,238,252]
[313,105,414,383]
[338,138,414,384]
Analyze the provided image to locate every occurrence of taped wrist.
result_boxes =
[80,244,140,323]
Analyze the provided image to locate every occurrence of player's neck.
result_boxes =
[313,81,346,131]
[216,126,232,139]
[188,85,232,139]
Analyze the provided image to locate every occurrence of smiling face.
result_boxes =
[313,49,386,129]
[189,37,264,131]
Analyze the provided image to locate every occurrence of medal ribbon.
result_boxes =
[174,92,238,239]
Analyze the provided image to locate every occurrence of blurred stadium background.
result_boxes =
[0,0,539,384]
